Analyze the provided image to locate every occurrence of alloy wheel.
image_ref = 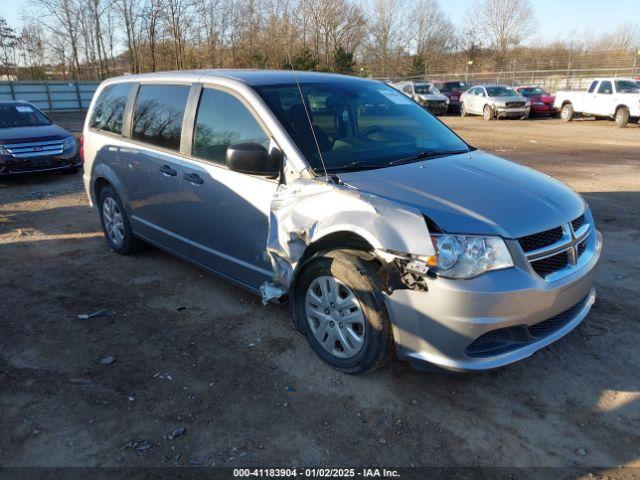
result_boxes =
[102,197,125,248]
[305,275,366,359]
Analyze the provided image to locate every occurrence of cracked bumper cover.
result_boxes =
[384,230,602,372]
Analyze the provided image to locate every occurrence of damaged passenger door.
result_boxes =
[180,85,277,291]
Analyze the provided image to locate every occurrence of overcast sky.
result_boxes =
[3,0,639,44]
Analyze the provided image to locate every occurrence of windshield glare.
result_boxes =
[486,86,516,97]
[255,81,470,173]
[615,80,639,93]
[442,82,468,92]
[518,87,547,96]
[414,84,436,94]
[0,104,52,128]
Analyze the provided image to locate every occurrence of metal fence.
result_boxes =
[378,67,639,92]
[0,81,100,111]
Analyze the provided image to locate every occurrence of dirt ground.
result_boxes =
[1,111,639,473]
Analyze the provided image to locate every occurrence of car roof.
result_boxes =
[103,69,378,88]
[0,100,33,107]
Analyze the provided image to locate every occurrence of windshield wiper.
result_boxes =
[386,149,469,167]
[324,160,391,172]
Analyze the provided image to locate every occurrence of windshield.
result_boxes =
[615,80,639,93]
[442,82,468,92]
[0,104,52,128]
[518,87,547,96]
[486,86,516,97]
[255,81,471,173]
[414,84,437,94]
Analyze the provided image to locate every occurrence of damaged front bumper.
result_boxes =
[385,232,601,371]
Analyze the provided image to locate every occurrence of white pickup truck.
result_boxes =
[554,78,640,127]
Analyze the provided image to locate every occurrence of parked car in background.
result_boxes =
[432,80,469,112]
[83,71,601,374]
[554,78,640,127]
[389,81,449,115]
[460,85,530,120]
[515,86,556,116]
[0,101,82,175]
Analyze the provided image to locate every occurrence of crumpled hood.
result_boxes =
[489,95,527,104]
[338,150,585,239]
[0,124,71,145]
[417,93,447,102]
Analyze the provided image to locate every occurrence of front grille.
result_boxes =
[518,226,563,253]
[506,101,525,108]
[426,100,446,106]
[2,139,65,158]
[571,214,586,232]
[8,158,68,173]
[466,296,588,358]
[577,240,587,257]
[531,251,569,277]
[528,296,587,337]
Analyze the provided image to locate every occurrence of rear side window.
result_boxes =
[90,83,132,134]
[132,84,190,151]
[192,88,269,165]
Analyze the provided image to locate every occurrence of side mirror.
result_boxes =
[226,142,281,176]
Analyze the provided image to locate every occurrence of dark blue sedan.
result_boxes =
[0,101,82,175]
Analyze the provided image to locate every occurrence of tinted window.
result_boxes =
[193,88,269,165]
[0,104,51,128]
[597,81,612,94]
[588,81,598,93]
[90,83,132,134]
[518,87,547,96]
[256,81,470,173]
[132,85,190,151]
[615,80,639,93]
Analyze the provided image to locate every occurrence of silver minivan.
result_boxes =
[83,70,602,374]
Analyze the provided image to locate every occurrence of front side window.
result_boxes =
[193,88,269,165]
[255,80,470,173]
[588,81,598,93]
[89,83,132,134]
[597,81,612,94]
[132,84,190,151]
[0,103,51,128]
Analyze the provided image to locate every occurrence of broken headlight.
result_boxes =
[427,235,514,279]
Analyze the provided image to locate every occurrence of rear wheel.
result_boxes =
[560,103,574,122]
[293,249,394,374]
[614,106,629,128]
[98,185,142,255]
[483,105,494,121]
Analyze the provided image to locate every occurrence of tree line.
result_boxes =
[0,0,638,81]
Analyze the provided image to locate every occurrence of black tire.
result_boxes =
[98,185,142,255]
[483,104,494,121]
[614,106,629,128]
[292,249,394,374]
[561,103,574,122]
[460,102,467,117]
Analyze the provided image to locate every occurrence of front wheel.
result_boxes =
[483,105,494,121]
[561,103,574,122]
[98,185,142,255]
[293,249,394,374]
[614,106,629,128]
[460,102,467,117]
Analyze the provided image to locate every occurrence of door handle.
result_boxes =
[183,172,204,185]
[159,165,177,177]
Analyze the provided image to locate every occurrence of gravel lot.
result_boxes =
[1,112,639,473]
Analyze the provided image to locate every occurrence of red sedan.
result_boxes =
[515,86,556,116]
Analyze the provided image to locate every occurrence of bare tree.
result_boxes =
[0,17,18,79]
[465,0,536,68]
[365,0,407,78]
[411,0,455,75]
